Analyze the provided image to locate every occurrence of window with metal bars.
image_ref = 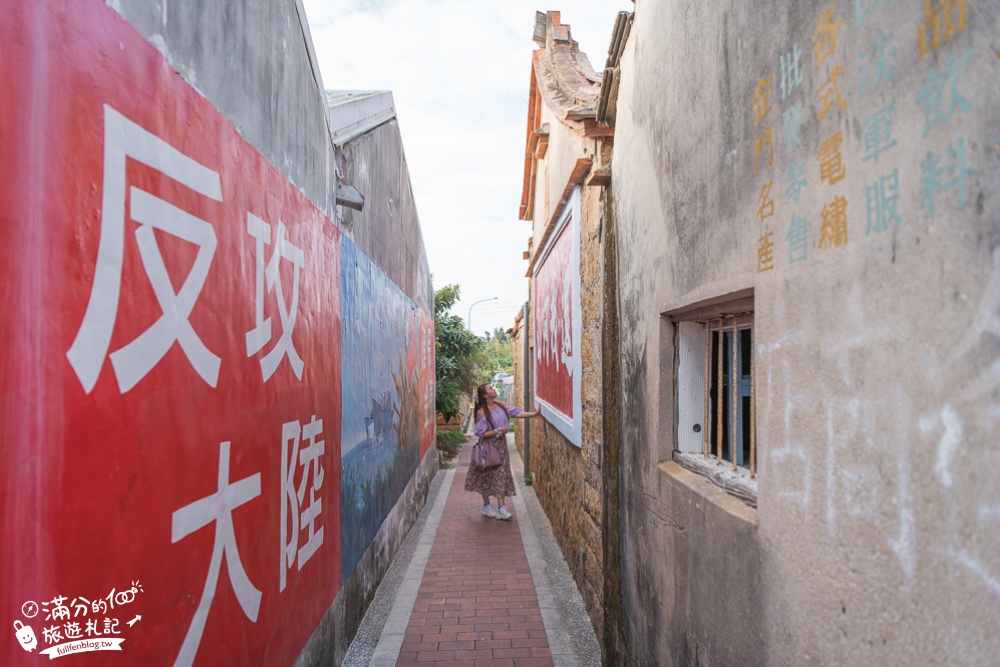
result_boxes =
[673,298,756,488]
[704,318,755,475]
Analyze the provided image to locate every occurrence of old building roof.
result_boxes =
[597,12,634,127]
[519,11,612,221]
[532,12,602,131]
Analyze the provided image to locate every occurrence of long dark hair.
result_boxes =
[475,383,497,429]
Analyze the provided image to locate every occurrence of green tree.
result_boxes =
[434,285,484,421]
[479,327,514,380]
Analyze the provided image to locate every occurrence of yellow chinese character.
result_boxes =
[918,0,967,59]
[816,65,847,122]
[753,77,773,124]
[813,6,843,67]
[819,196,849,249]
[818,131,847,185]
[757,231,775,272]
[754,127,773,176]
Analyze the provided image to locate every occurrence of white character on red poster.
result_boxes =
[246,214,305,381]
[171,441,262,667]
[66,104,221,393]
[280,416,325,591]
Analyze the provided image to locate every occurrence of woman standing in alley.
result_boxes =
[465,383,539,521]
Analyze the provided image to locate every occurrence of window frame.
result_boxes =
[668,292,758,505]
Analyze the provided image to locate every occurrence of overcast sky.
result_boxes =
[301,0,634,337]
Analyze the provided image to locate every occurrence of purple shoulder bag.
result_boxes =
[471,435,504,469]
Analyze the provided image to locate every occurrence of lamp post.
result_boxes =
[467,296,498,333]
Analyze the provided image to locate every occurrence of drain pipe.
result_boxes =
[523,300,532,476]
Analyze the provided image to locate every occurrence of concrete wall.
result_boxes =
[612,0,1000,664]
[336,120,433,313]
[531,103,590,245]
[111,0,337,220]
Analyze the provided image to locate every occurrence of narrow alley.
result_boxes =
[3,1,999,666]
[342,434,599,667]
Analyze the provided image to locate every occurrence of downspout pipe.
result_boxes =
[523,300,531,475]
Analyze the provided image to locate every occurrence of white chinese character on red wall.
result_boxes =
[246,214,305,381]
[171,441,261,667]
[280,415,325,591]
[66,105,221,393]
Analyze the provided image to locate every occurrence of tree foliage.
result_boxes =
[434,285,483,421]
[479,327,514,380]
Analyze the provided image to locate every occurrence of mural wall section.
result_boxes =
[612,0,1000,664]
[1,2,435,665]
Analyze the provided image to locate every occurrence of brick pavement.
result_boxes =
[395,442,553,667]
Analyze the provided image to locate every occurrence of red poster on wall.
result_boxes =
[534,223,575,418]
[2,2,341,665]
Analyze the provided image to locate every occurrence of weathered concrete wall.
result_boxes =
[531,102,590,244]
[612,0,1000,664]
[336,120,433,313]
[110,0,337,220]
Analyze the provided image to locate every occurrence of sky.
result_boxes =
[300,0,634,337]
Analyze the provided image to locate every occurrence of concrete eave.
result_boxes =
[327,90,396,146]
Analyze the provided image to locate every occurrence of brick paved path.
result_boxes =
[396,443,553,667]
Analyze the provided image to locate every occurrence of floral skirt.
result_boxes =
[464,436,516,499]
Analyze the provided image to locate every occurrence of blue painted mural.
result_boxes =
[340,238,423,583]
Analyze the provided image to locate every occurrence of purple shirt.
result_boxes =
[474,406,521,437]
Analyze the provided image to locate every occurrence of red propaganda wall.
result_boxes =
[2,2,342,665]
[418,310,437,457]
[533,223,574,418]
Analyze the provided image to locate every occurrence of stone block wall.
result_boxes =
[521,179,607,635]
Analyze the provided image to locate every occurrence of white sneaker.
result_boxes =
[481,503,497,518]
[495,505,512,521]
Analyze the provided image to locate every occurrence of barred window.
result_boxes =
[703,318,754,474]
[672,294,757,499]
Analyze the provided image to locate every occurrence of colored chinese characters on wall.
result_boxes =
[752,0,979,273]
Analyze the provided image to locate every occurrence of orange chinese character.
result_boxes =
[757,232,775,272]
[816,65,847,122]
[813,6,843,67]
[758,181,775,222]
[818,132,846,186]
[819,196,849,249]
[918,0,967,59]
[753,77,773,124]
[754,127,773,176]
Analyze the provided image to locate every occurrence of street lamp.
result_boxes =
[467,297,498,332]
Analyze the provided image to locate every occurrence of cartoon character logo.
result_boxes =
[14,620,37,652]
